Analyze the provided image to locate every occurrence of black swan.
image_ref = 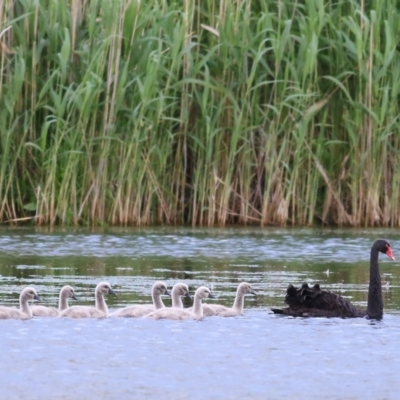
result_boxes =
[271,239,395,319]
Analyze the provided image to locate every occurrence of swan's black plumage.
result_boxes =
[271,239,395,319]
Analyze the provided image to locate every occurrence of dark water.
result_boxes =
[0,227,400,399]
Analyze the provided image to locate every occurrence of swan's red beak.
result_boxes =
[386,246,395,261]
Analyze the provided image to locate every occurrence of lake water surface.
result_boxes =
[0,227,399,399]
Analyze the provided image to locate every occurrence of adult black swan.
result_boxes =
[271,239,395,319]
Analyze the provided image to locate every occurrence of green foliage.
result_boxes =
[1,0,400,227]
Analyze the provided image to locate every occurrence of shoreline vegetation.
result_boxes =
[1,0,400,227]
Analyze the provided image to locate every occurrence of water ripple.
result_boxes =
[0,227,399,263]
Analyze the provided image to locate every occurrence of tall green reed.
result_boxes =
[0,0,400,226]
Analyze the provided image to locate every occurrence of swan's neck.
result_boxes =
[172,291,183,308]
[192,295,203,318]
[95,292,108,316]
[152,292,164,309]
[367,246,383,319]
[20,296,33,318]
[232,289,245,313]
[58,291,69,311]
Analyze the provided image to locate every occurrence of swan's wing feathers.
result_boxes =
[280,283,362,318]
[311,289,358,315]
[284,283,319,306]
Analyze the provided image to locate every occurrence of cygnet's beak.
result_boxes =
[164,289,171,297]
[72,294,78,300]
[34,294,41,302]
[208,292,216,299]
[250,290,257,296]
[109,288,117,296]
[184,292,192,300]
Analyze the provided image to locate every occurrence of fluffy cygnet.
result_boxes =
[198,282,256,317]
[110,281,170,318]
[59,282,116,318]
[171,282,191,308]
[145,286,214,320]
[0,287,41,320]
[31,285,77,317]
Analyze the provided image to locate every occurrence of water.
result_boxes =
[0,227,400,399]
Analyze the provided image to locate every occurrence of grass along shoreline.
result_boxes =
[1,0,400,227]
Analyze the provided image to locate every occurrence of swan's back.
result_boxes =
[110,304,155,318]
[31,305,59,317]
[59,306,105,319]
[191,303,228,316]
[145,307,195,320]
[212,306,241,317]
[0,307,28,320]
[272,283,364,318]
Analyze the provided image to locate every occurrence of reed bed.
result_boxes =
[1,0,400,227]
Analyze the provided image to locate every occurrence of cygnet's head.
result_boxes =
[238,282,257,296]
[61,285,78,300]
[96,282,117,296]
[20,287,41,302]
[172,283,191,299]
[152,281,170,297]
[195,286,215,300]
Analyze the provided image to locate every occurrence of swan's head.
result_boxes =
[20,287,41,302]
[96,282,117,296]
[238,282,257,296]
[152,281,170,297]
[61,285,78,300]
[172,283,191,299]
[195,286,215,300]
[375,240,395,261]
